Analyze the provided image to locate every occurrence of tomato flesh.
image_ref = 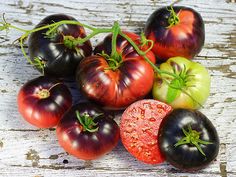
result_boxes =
[120,99,172,164]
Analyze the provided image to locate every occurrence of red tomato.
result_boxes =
[17,76,72,128]
[120,99,172,164]
[56,102,120,160]
[76,32,156,110]
[145,6,205,60]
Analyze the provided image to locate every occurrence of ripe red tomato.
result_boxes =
[76,32,156,110]
[120,99,172,164]
[144,6,205,60]
[28,14,92,77]
[17,76,72,128]
[56,102,120,160]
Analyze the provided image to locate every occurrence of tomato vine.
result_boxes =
[0,12,202,107]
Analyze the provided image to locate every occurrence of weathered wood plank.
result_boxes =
[0,0,236,176]
[0,130,224,175]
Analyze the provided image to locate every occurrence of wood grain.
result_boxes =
[0,0,236,176]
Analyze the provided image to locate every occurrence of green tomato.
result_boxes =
[152,57,210,109]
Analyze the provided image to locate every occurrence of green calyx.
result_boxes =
[166,6,180,28]
[76,111,103,133]
[63,35,78,50]
[174,124,213,156]
[98,51,122,71]
[165,63,203,108]
[166,64,189,103]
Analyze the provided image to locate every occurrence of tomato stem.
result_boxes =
[174,124,213,156]
[140,32,154,52]
[119,31,179,79]
[111,21,120,59]
[63,28,112,49]
[48,82,63,91]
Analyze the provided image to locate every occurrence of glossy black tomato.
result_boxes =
[145,6,205,61]
[158,109,219,171]
[17,76,72,128]
[56,102,120,160]
[28,14,92,77]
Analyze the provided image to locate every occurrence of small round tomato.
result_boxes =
[17,76,72,128]
[28,14,92,78]
[76,32,156,110]
[152,57,210,109]
[158,109,219,171]
[145,6,205,60]
[56,102,120,160]
[120,99,172,164]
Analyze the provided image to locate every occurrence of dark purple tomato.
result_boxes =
[17,76,72,128]
[56,102,120,160]
[28,14,92,77]
[158,109,219,171]
[76,32,156,110]
[144,6,205,61]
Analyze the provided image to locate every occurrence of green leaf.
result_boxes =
[166,79,181,103]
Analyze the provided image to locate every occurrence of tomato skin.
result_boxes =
[17,76,72,128]
[158,109,219,171]
[28,14,92,77]
[76,32,156,110]
[56,102,120,160]
[152,57,210,109]
[145,6,205,60]
[120,99,172,164]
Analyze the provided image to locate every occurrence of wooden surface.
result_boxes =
[0,0,236,176]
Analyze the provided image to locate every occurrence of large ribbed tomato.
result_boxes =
[76,32,156,110]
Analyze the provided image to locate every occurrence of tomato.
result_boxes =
[28,14,92,77]
[152,57,210,109]
[158,109,219,171]
[120,99,172,164]
[56,102,120,160]
[144,6,205,60]
[76,32,156,110]
[17,76,72,128]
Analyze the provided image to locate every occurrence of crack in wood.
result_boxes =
[0,139,3,148]
[220,162,227,177]
[226,0,236,3]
